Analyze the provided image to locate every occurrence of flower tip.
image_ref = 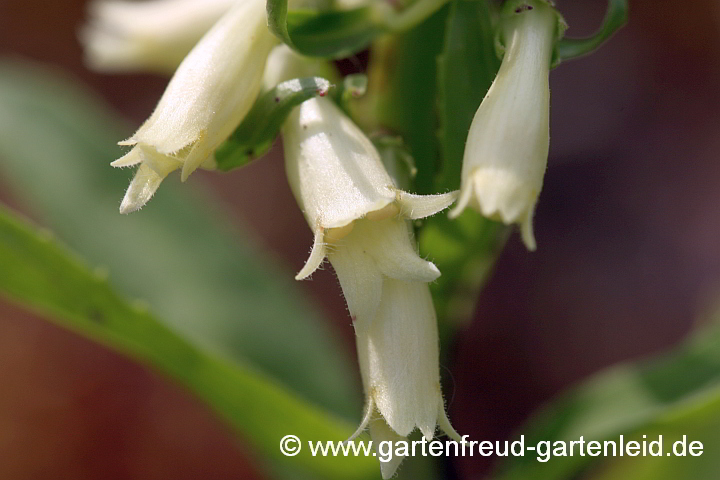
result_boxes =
[117,138,136,147]
[448,184,473,219]
[118,163,168,215]
[427,262,441,281]
[520,214,537,251]
[397,190,459,220]
[419,424,436,442]
[295,230,327,280]
[180,162,193,183]
[437,407,463,443]
[366,412,408,479]
[380,460,403,480]
[118,198,141,215]
[111,147,143,168]
[447,205,462,219]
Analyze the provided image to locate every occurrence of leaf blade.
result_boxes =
[0,59,361,420]
[0,205,378,479]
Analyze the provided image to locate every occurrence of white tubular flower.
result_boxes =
[449,0,565,250]
[282,96,457,280]
[112,0,277,214]
[349,274,462,479]
[80,0,236,74]
[281,85,460,477]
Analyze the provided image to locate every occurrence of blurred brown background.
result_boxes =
[2,0,720,479]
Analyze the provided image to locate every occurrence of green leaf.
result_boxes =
[420,0,507,331]
[491,318,720,480]
[0,205,377,479]
[214,76,332,171]
[0,59,360,419]
[585,392,720,480]
[370,5,449,194]
[435,0,499,192]
[420,212,507,336]
[266,0,451,59]
[267,0,382,58]
[373,135,417,192]
[555,0,628,63]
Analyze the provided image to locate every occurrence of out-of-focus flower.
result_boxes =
[449,0,565,250]
[80,0,236,74]
[111,0,276,214]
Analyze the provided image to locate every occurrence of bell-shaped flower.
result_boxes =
[345,255,462,479]
[111,0,277,213]
[282,95,457,280]
[80,0,235,74]
[281,90,460,477]
[449,0,565,250]
[357,279,461,479]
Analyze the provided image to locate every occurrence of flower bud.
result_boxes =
[112,0,277,213]
[449,0,565,250]
[80,0,235,74]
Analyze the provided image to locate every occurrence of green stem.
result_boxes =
[555,0,628,63]
[382,0,451,32]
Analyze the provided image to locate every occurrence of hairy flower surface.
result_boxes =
[278,55,460,474]
[81,0,235,74]
[449,0,564,250]
[347,256,462,479]
[282,96,457,279]
[112,0,276,213]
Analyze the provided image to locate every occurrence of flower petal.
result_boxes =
[368,413,408,480]
[353,218,440,283]
[295,228,327,280]
[328,233,384,325]
[396,190,458,219]
[119,161,178,214]
[129,0,276,169]
[283,97,397,231]
[358,279,441,437]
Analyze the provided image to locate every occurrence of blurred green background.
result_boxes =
[2,0,720,479]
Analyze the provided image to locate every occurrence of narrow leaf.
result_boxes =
[370,5,448,194]
[435,0,498,192]
[0,205,377,479]
[0,60,360,419]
